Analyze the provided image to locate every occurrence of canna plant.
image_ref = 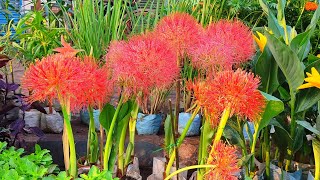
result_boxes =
[251,0,320,177]
[297,67,320,179]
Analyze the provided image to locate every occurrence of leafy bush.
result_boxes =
[0,141,68,179]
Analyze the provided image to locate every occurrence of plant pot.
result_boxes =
[77,156,102,175]
[136,113,162,135]
[80,109,100,131]
[178,112,201,136]
[147,157,187,180]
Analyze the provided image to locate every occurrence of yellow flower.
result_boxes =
[317,54,320,58]
[298,67,320,90]
[253,31,267,52]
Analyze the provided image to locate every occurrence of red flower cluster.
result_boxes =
[305,2,318,11]
[73,57,114,109]
[154,12,203,58]
[206,141,240,180]
[22,40,113,111]
[190,20,254,74]
[106,33,179,102]
[192,69,265,126]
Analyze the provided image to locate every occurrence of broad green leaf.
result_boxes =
[297,120,320,135]
[255,47,279,94]
[291,6,320,60]
[266,33,304,94]
[108,101,132,171]
[277,0,288,43]
[99,103,115,131]
[224,125,246,150]
[290,30,312,60]
[259,0,284,37]
[295,88,320,113]
[257,92,284,133]
[293,125,305,153]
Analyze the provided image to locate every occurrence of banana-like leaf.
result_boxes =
[297,120,320,136]
[295,88,320,113]
[99,103,116,131]
[257,92,284,133]
[266,33,304,94]
[164,115,174,155]
[255,47,279,94]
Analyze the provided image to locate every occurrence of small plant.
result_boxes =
[0,141,65,179]
[79,165,119,180]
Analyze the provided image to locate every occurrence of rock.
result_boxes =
[40,107,63,133]
[52,100,62,112]
[149,157,187,180]
[126,157,142,180]
[136,113,163,135]
[80,109,100,131]
[178,112,201,136]
[20,109,41,128]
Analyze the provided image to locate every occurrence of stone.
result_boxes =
[20,109,41,128]
[52,100,62,112]
[40,107,63,133]
[150,157,187,180]
[80,109,100,131]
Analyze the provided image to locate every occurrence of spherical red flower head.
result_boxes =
[205,141,240,180]
[154,12,203,58]
[106,33,179,101]
[189,32,234,74]
[22,54,87,111]
[305,2,318,11]
[206,20,255,66]
[72,56,114,109]
[192,69,265,126]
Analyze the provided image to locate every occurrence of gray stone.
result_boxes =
[150,157,187,180]
[80,109,100,131]
[40,107,63,133]
[20,109,41,128]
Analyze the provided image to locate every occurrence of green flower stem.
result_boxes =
[165,106,201,177]
[286,94,296,171]
[250,122,260,175]
[61,104,77,178]
[164,165,216,180]
[313,138,320,180]
[87,106,98,163]
[118,109,129,176]
[206,106,231,172]
[129,101,139,156]
[104,95,124,171]
[264,127,271,180]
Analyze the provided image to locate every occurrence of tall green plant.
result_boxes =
[57,0,129,59]
[253,0,320,174]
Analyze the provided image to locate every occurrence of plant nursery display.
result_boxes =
[0,0,320,180]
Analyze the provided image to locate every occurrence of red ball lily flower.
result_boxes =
[22,54,87,111]
[205,141,240,180]
[191,20,254,74]
[192,69,265,126]
[305,2,318,11]
[154,12,203,58]
[106,33,179,102]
